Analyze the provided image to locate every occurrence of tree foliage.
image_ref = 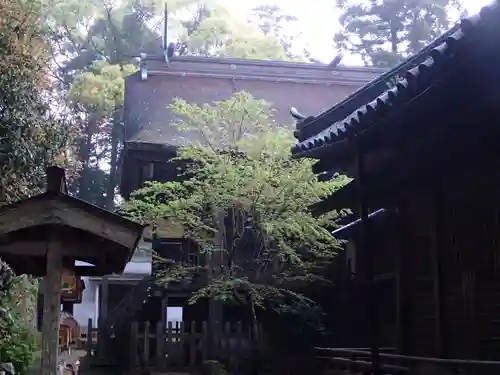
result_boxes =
[118,92,348,316]
[43,0,153,207]
[42,0,300,208]
[0,260,39,374]
[171,1,289,59]
[0,0,77,203]
[250,4,308,60]
[335,0,461,67]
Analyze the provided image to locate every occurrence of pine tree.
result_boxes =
[335,0,461,68]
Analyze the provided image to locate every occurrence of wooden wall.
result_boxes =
[380,153,500,361]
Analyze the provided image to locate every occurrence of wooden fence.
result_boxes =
[80,319,263,371]
[79,318,98,353]
[316,348,500,375]
[131,320,264,370]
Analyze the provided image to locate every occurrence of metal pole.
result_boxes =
[355,139,380,375]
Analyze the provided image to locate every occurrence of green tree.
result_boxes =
[172,1,289,59]
[250,4,309,60]
[0,1,73,369]
[44,0,159,207]
[118,92,348,321]
[44,0,292,208]
[0,260,39,374]
[67,61,137,207]
[335,0,461,68]
[0,0,78,203]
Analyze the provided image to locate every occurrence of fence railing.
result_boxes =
[316,348,500,375]
[132,320,263,370]
[80,318,263,370]
[79,319,98,354]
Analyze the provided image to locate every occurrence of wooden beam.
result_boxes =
[355,144,380,374]
[73,266,107,277]
[0,242,117,275]
[0,241,109,256]
[40,238,63,375]
[430,189,445,357]
[54,203,139,249]
[0,196,142,252]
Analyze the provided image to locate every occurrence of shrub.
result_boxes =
[0,260,40,374]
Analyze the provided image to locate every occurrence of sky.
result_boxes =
[221,0,491,64]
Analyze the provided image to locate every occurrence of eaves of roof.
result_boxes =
[291,2,500,159]
[139,55,385,86]
[331,208,387,239]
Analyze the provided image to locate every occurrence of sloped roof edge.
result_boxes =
[291,1,500,158]
[138,55,384,85]
[141,54,385,73]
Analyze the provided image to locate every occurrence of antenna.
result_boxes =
[163,3,168,51]
[163,3,176,65]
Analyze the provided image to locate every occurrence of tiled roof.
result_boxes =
[291,1,500,158]
[124,58,381,146]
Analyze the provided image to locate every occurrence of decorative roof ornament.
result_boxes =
[165,42,176,66]
[162,4,177,67]
[329,53,343,68]
[140,53,147,81]
[163,4,170,67]
[290,107,306,121]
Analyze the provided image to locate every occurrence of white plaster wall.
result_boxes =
[73,278,99,327]
[123,257,152,274]
[73,240,152,327]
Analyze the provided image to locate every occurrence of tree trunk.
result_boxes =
[77,120,93,200]
[390,19,398,54]
[208,209,225,358]
[106,114,120,210]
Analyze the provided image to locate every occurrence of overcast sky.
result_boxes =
[221,0,491,64]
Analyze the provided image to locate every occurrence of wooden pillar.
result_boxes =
[40,239,63,375]
[162,294,168,329]
[158,294,168,369]
[97,275,109,358]
[94,282,100,325]
[87,318,93,356]
[345,243,355,348]
[100,275,109,326]
[394,205,409,354]
[61,259,74,315]
[430,190,446,357]
[355,141,380,374]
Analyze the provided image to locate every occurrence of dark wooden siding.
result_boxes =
[439,173,500,360]
[400,194,436,356]
[379,153,500,361]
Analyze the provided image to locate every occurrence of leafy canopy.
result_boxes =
[0,260,39,374]
[335,0,461,67]
[119,92,348,310]
[42,0,297,208]
[0,0,77,203]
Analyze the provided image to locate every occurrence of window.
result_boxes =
[141,163,154,180]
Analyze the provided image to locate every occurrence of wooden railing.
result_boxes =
[131,320,263,370]
[79,319,98,354]
[81,318,263,371]
[316,348,500,374]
